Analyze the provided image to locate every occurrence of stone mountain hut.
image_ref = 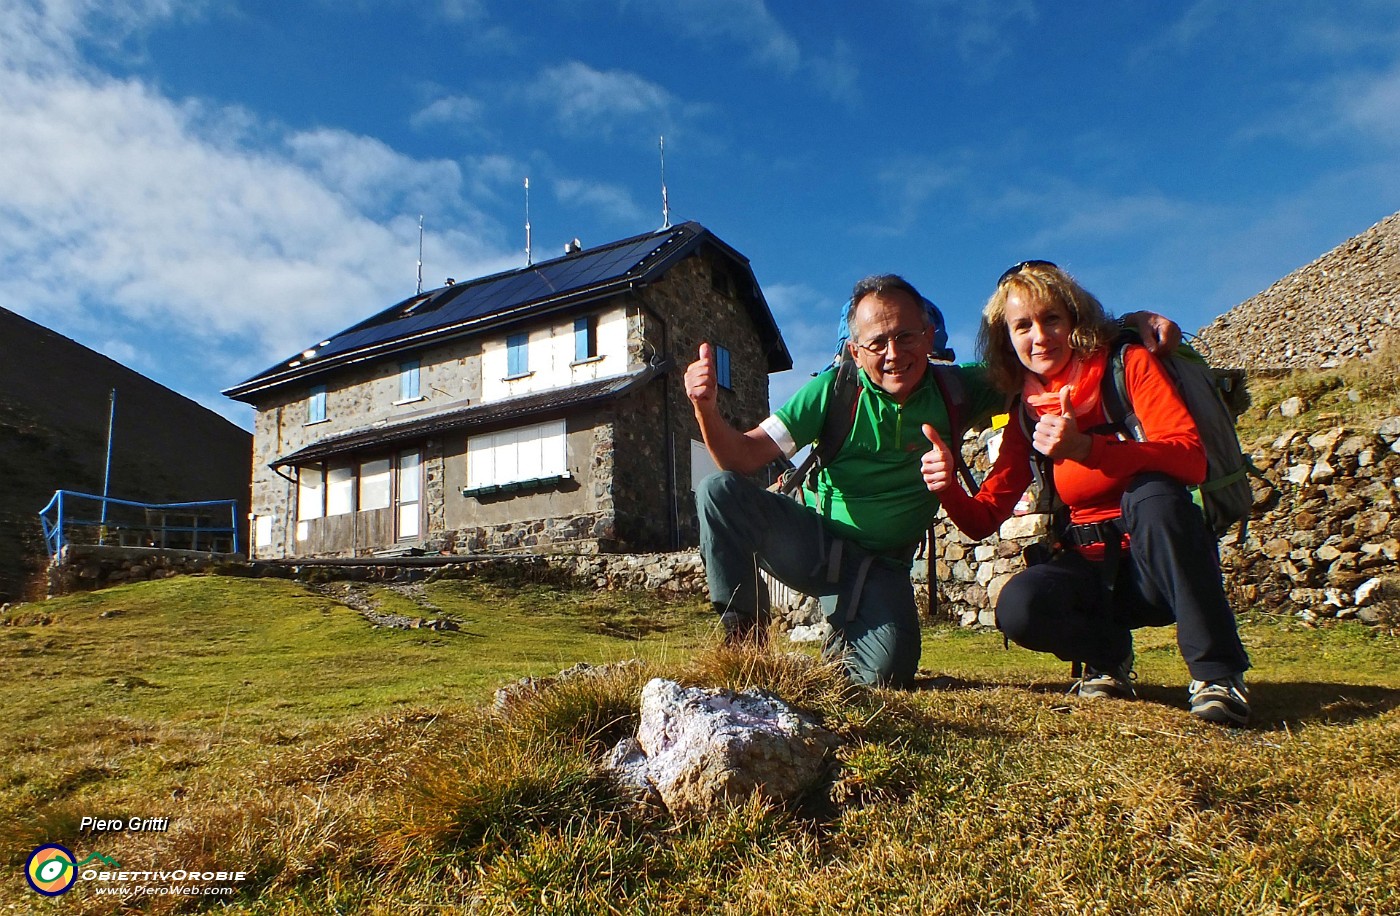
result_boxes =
[223,222,791,560]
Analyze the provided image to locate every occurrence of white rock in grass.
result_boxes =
[608,678,838,817]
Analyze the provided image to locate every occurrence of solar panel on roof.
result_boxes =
[235,225,701,393]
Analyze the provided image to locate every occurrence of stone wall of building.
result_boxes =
[628,250,778,548]
[1196,210,1400,369]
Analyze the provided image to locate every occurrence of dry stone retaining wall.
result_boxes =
[921,417,1400,629]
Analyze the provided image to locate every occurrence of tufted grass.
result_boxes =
[1236,334,1400,442]
[1,577,1398,914]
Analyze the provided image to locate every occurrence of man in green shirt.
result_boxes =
[687,275,1004,687]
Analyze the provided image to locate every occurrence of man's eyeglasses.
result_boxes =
[854,329,925,356]
[997,259,1058,286]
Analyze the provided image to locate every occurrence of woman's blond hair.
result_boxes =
[976,262,1118,393]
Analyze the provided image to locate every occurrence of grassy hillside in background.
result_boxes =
[3,575,1397,914]
[1233,336,1400,441]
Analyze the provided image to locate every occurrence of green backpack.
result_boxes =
[1022,334,1266,542]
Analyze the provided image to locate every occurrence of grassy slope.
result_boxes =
[1232,337,1400,443]
[1,576,1397,914]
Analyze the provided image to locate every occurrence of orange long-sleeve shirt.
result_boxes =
[938,345,1206,542]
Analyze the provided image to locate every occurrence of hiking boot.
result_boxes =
[1189,675,1250,726]
[719,610,768,648]
[1074,654,1137,700]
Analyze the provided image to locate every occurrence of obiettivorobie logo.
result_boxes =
[25,845,121,896]
[24,843,247,900]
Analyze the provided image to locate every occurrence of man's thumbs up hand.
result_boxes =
[921,423,955,493]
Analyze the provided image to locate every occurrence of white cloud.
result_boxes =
[0,1,518,424]
[629,0,800,73]
[761,281,843,408]
[621,0,863,103]
[865,155,968,236]
[807,39,860,108]
[906,0,1038,71]
[554,178,646,225]
[1335,63,1400,148]
[437,0,486,22]
[410,92,486,132]
[523,61,677,139]
[0,0,198,70]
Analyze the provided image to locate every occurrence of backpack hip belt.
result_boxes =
[1061,519,1126,549]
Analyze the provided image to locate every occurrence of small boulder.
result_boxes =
[608,678,839,817]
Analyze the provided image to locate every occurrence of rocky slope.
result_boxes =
[1197,210,1400,369]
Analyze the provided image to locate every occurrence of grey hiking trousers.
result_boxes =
[695,471,921,687]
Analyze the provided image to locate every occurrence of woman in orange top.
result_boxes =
[921,261,1250,725]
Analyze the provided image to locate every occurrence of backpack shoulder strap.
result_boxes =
[928,363,979,493]
[1017,395,1063,521]
[1098,333,1145,442]
[780,353,862,496]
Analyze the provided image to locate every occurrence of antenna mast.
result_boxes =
[524,177,532,266]
[659,136,671,229]
[416,214,424,295]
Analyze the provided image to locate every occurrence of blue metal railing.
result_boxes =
[39,491,240,558]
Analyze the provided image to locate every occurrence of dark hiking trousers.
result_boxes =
[695,471,921,688]
[995,473,1250,682]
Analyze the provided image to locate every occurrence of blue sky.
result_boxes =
[4,0,1399,429]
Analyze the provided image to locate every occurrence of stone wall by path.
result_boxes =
[41,547,707,599]
[1196,210,1400,370]
[44,546,245,596]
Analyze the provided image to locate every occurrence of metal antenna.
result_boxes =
[416,214,424,295]
[659,136,671,229]
[524,177,532,266]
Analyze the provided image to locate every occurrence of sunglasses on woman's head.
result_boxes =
[997,259,1058,286]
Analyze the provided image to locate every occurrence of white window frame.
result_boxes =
[307,385,327,424]
[326,462,355,517]
[253,515,273,555]
[690,439,719,492]
[397,359,421,403]
[359,457,392,511]
[297,465,325,522]
[573,315,599,363]
[467,419,567,490]
[506,332,530,378]
[397,449,422,539]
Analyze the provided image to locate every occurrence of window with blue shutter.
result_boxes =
[398,359,420,401]
[715,345,732,390]
[574,316,598,361]
[507,333,529,377]
[308,385,327,423]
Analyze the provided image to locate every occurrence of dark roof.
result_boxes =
[225,221,790,402]
[271,363,668,466]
